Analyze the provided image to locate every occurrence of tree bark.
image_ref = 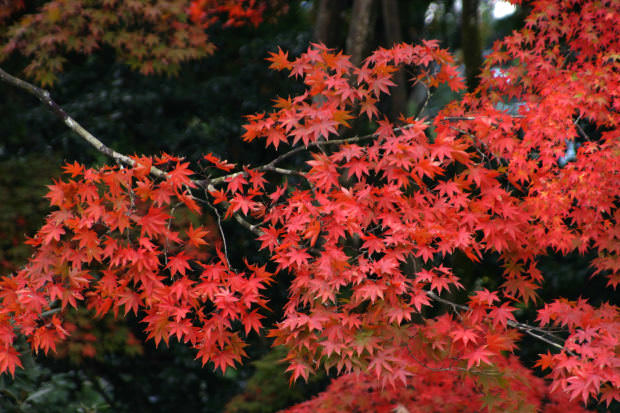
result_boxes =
[461,0,483,91]
[381,0,408,118]
[381,0,401,48]
[313,0,347,48]
[346,0,376,66]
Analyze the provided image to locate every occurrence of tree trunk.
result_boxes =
[461,0,482,91]
[313,0,347,48]
[381,0,408,118]
[346,0,376,66]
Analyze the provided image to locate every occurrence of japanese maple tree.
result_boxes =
[0,0,618,411]
[0,0,279,85]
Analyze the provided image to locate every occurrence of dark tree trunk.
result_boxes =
[461,0,483,91]
[381,0,408,118]
[313,0,347,48]
[381,0,401,47]
[346,0,376,66]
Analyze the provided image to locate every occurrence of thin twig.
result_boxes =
[442,114,524,121]
[210,124,418,186]
[412,82,430,120]
[574,121,592,142]
[204,199,233,268]
[425,290,572,354]
[442,116,477,121]
[164,204,178,266]
[0,67,269,241]
[40,307,62,318]
[263,166,303,176]
[448,125,507,166]
[233,213,263,237]
[426,290,468,311]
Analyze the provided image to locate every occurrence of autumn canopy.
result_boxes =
[0,0,618,411]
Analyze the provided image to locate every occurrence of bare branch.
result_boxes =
[442,116,477,121]
[263,166,302,176]
[204,199,233,267]
[575,120,592,142]
[412,82,430,120]
[0,67,170,180]
[233,213,263,237]
[425,290,468,312]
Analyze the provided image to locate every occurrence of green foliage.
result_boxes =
[0,338,110,413]
[0,155,61,273]
[225,347,328,413]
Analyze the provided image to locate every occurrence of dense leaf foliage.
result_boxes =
[0,0,279,85]
[0,0,618,410]
[282,355,591,413]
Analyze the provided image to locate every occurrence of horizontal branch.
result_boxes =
[0,67,222,189]
[441,114,524,121]
[0,67,170,180]
[233,213,263,236]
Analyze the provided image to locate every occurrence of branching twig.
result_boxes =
[442,114,524,121]
[448,125,507,167]
[0,67,269,241]
[425,290,572,354]
[233,213,263,237]
[210,123,418,185]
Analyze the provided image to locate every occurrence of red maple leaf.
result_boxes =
[185,224,209,247]
[166,252,193,277]
[464,345,494,369]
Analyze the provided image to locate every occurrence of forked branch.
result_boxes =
[0,67,263,237]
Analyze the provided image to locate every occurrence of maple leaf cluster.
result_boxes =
[188,0,287,28]
[282,355,591,413]
[438,0,620,404]
[0,0,272,85]
[0,155,273,375]
[0,0,618,409]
